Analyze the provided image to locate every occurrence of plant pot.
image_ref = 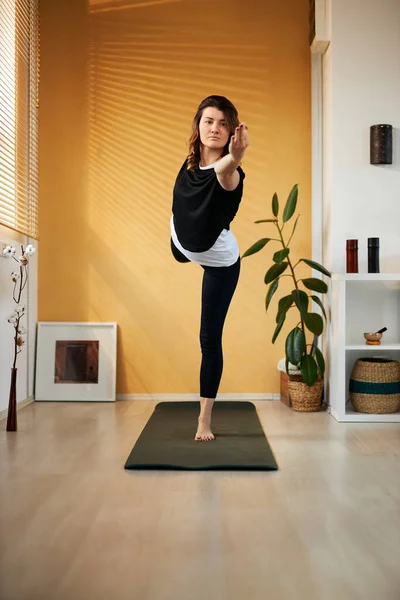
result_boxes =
[287,376,324,412]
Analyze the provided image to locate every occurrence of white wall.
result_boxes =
[322,0,400,273]
[0,225,38,416]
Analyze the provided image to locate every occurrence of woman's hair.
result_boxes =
[187,95,240,170]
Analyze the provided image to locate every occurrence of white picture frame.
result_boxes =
[35,322,117,402]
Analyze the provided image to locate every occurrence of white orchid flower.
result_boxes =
[15,305,25,315]
[18,255,28,265]
[3,245,16,258]
[7,315,18,324]
[24,245,36,256]
[18,327,27,335]
[11,271,20,282]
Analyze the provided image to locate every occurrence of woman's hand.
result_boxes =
[214,122,249,190]
[228,122,250,162]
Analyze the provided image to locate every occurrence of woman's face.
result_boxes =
[199,107,230,152]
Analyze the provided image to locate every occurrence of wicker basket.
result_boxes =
[287,377,324,412]
[349,358,400,414]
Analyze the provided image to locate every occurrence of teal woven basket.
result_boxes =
[349,358,400,414]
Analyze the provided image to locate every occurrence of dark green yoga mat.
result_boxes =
[124,401,278,471]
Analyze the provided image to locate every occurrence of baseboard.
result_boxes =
[0,394,280,418]
[116,393,280,402]
[0,395,34,421]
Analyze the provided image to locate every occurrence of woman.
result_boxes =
[170,95,249,441]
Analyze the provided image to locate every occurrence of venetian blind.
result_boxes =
[0,0,39,239]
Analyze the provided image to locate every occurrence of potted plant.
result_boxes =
[242,184,331,412]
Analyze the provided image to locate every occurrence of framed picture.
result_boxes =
[35,322,117,402]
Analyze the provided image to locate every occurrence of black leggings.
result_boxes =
[171,239,240,398]
[200,258,240,398]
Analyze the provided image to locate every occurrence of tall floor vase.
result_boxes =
[6,368,17,432]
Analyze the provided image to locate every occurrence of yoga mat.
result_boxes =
[124,401,278,471]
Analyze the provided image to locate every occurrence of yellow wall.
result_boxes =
[39,0,311,395]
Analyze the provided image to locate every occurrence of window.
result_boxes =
[0,0,39,239]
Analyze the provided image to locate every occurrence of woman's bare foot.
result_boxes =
[195,398,215,441]
[195,417,215,441]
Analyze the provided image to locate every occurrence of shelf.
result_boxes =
[332,273,400,281]
[329,407,400,423]
[346,344,400,351]
[343,409,400,423]
[330,276,400,424]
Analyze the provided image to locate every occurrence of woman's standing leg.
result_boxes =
[195,258,241,441]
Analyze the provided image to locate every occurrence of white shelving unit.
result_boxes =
[329,273,400,422]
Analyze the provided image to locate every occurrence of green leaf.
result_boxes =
[265,279,279,312]
[311,295,327,321]
[282,184,298,223]
[264,262,288,285]
[287,214,300,244]
[273,248,290,264]
[300,258,331,278]
[304,312,324,335]
[254,219,278,224]
[276,294,293,323]
[300,354,318,387]
[310,335,318,356]
[301,278,328,293]
[285,327,305,366]
[242,238,271,258]
[315,347,325,376]
[272,313,286,344]
[291,289,309,318]
[272,193,279,218]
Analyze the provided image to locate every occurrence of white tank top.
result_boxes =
[170,162,240,267]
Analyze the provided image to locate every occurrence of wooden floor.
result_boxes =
[1,400,399,600]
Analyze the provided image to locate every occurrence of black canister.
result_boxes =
[368,238,380,273]
[370,125,393,165]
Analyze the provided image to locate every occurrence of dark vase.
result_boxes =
[346,239,359,273]
[6,368,17,432]
[370,124,392,165]
[368,237,380,273]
